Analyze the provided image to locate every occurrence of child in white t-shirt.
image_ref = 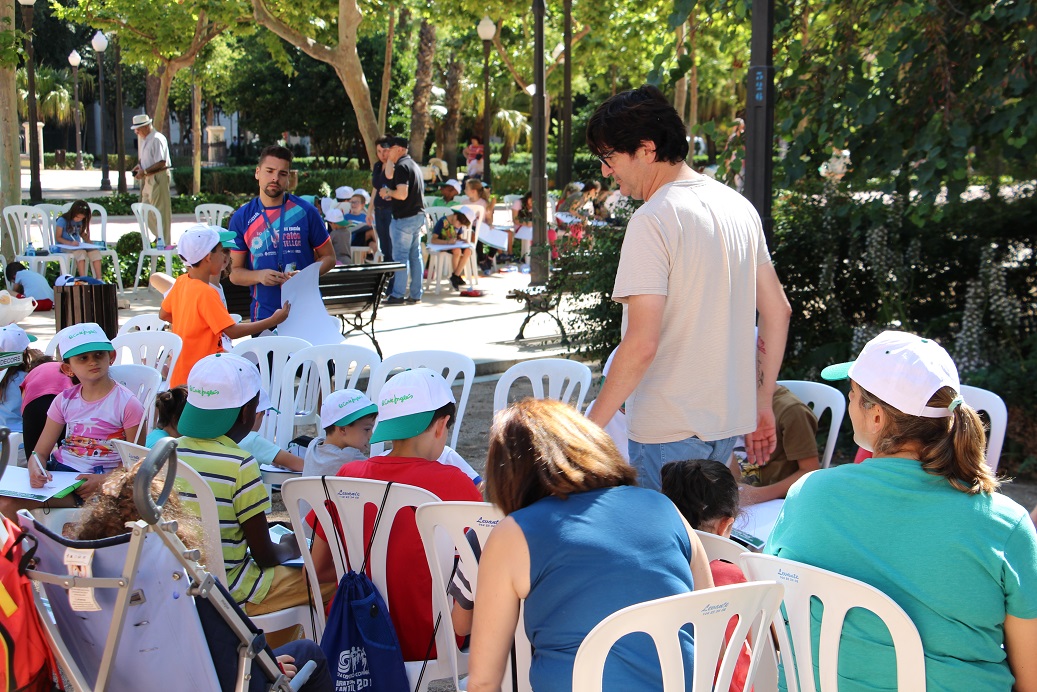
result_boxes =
[303,390,377,476]
[238,389,304,471]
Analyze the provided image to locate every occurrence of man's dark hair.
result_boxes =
[388,135,409,149]
[5,262,26,282]
[586,84,689,164]
[258,144,293,165]
[375,134,393,148]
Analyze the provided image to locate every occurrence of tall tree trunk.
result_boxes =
[377,4,398,134]
[673,23,687,121]
[408,19,436,160]
[688,18,699,130]
[154,66,176,136]
[441,53,463,179]
[0,0,20,258]
[192,81,202,194]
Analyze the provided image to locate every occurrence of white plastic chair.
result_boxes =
[275,343,381,449]
[280,477,450,691]
[777,380,847,469]
[111,331,182,381]
[493,358,593,413]
[695,530,751,565]
[571,581,785,692]
[131,202,176,292]
[367,350,476,450]
[109,364,163,444]
[117,313,169,336]
[175,455,315,641]
[3,204,72,275]
[741,554,927,692]
[415,501,532,692]
[960,384,1008,472]
[194,203,236,228]
[34,203,65,236]
[86,202,123,289]
[231,336,311,441]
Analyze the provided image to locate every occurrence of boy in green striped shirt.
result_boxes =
[174,352,307,615]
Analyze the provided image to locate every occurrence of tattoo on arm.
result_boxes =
[757,337,766,389]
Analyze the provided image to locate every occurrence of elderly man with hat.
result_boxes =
[129,114,173,245]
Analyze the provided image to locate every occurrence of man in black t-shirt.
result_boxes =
[379,136,427,304]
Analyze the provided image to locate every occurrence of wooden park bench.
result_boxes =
[221,262,404,356]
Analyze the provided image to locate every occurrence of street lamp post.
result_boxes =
[558,0,573,190]
[477,16,495,189]
[91,30,112,192]
[530,0,548,285]
[18,0,41,204]
[68,50,84,171]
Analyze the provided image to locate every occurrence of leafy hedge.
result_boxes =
[43,153,138,170]
[557,183,1037,473]
[171,166,373,198]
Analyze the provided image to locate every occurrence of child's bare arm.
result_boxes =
[223,302,291,339]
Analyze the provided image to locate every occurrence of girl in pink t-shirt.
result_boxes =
[27,340,144,502]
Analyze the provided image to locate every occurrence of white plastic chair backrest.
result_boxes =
[87,202,109,243]
[571,581,785,692]
[415,502,504,688]
[112,331,182,378]
[493,358,592,413]
[109,364,163,443]
[280,477,441,640]
[118,313,169,336]
[425,206,456,228]
[960,384,1007,472]
[367,350,476,450]
[694,530,750,566]
[111,439,150,468]
[195,203,235,227]
[776,380,846,469]
[275,343,381,448]
[740,554,927,692]
[503,194,522,204]
[131,202,163,249]
[3,205,46,253]
[35,204,65,237]
[231,335,311,440]
[173,459,228,582]
[44,333,59,356]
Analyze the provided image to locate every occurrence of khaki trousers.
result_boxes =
[141,169,172,244]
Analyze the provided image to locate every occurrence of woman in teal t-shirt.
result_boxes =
[768,331,1037,691]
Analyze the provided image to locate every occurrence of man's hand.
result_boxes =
[257,269,287,286]
[744,406,777,464]
[75,473,106,498]
[271,301,291,326]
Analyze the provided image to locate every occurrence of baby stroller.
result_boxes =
[13,436,312,691]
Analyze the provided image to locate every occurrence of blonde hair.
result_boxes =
[857,383,998,494]
[485,398,636,515]
[465,179,493,206]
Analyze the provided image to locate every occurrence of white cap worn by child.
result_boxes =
[177,225,221,265]
[55,322,114,360]
[821,331,961,418]
[325,209,345,224]
[444,179,462,194]
[370,368,455,444]
[456,206,478,227]
[0,324,37,378]
[335,186,354,201]
[178,352,262,438]
[320,389,377,430]
[351,189,371,205]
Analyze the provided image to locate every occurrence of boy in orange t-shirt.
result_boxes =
[160,225,290,386]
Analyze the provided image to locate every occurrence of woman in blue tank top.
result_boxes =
[466,399,714,692]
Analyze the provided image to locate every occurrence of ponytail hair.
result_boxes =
[660,459,741,529]
[857,384,997,494]
[154,385,189,430]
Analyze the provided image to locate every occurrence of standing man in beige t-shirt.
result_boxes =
[130,114,173,245]
[585,85,792,491]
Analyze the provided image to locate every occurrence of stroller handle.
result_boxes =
[136,436,180,525]
[0,427,8,484]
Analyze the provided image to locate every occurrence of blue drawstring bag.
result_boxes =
[319,480,410,692]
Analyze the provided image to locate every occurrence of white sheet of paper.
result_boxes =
[478,225,510,251]
[514,224,533,241]
[427,241,472,252]
[735,498,784,545]
[57,242,100,251]
[275,262,344,346]
[0,467,84,502]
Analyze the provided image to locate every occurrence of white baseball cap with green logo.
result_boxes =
[55,322,114,360]
[178,352,262,438]
[369,368,454,444]
[320,389,378,430]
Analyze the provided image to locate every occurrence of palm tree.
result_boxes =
[493,108,531,165]
[17,66,93,126]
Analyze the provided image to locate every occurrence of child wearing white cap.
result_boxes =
[767,331,1037,691]
[0,324,40,433]
[302,389,377,476]
[310,368,482,662]
[0,323,146,517]
[429,206,477,289]
[160,225,291,387]
[174,353,328,616]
